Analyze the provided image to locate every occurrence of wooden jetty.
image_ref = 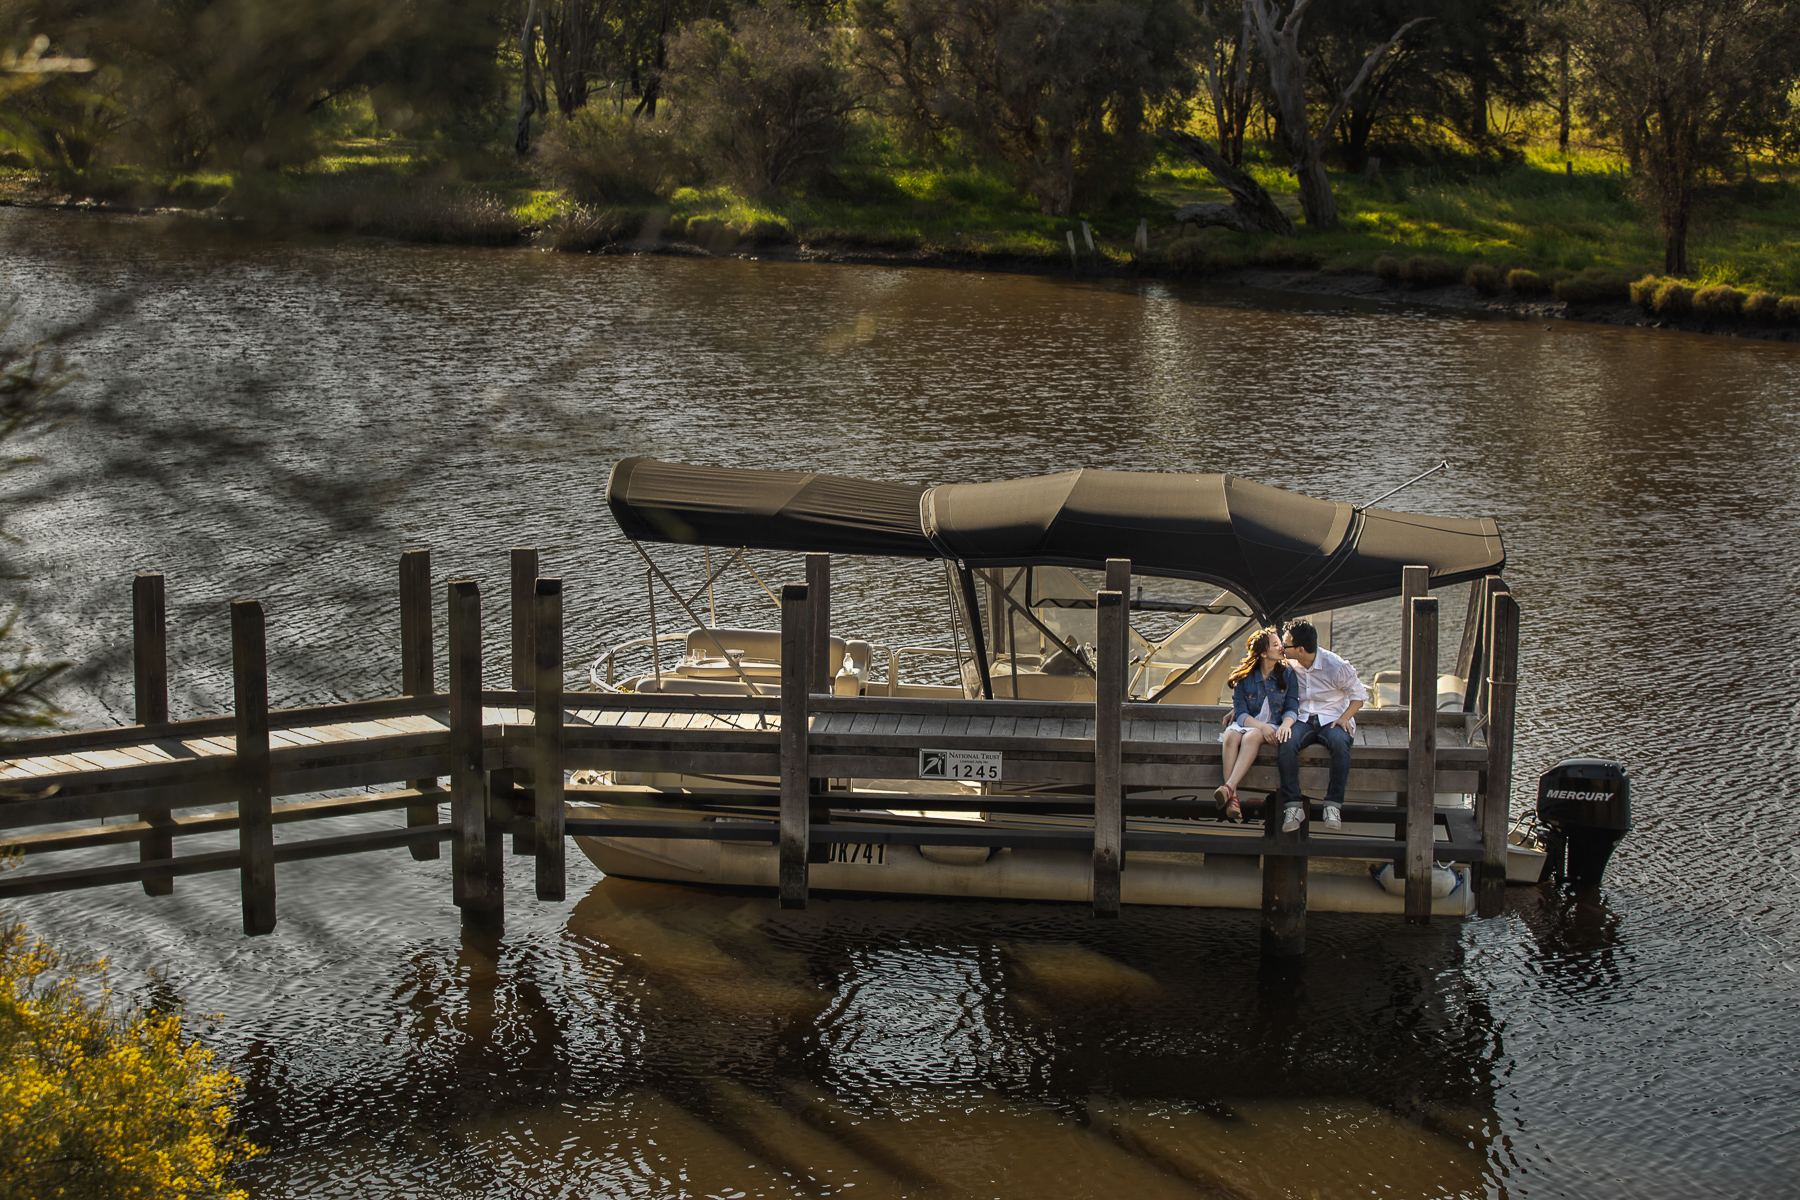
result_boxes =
[0,552,1520,957]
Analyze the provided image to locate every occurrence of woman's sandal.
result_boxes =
[1224,788,1243,823]
[1214,784,1242,822]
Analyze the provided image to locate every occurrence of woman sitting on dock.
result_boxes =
[1215,628,1298,821]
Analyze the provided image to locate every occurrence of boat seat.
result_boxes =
[988,672,1095,702]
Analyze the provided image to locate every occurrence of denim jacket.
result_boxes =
[1231,666,1298,727]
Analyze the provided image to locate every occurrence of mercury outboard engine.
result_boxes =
[1536,758,1630,889]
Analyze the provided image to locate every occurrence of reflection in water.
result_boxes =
[4,212,1799,1197]
[241,878,1503,1198]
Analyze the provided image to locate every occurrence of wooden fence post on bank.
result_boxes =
[1405,594,1440,924]
[533,577,565,903]
[507,548,539,856]
[400,549,441,861]
[1479,589,1519,917]
[449,579,500,925]
[779,584,811,909]
[232,599,275,936]
[1093,583,1125,919]
[134,573,174,896]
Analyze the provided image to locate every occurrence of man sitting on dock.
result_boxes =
[1275,620,1367,834]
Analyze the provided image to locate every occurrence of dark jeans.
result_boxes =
[1277,716,1354,809]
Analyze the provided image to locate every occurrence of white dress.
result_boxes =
[1221,697,1272,742]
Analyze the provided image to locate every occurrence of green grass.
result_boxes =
[20,113,1800,297]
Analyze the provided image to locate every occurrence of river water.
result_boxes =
[4,211,1798,1198]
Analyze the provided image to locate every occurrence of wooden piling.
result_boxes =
[449,579,499,924]
[1453,576,1488,686]
[509,548,539,856]
[779,584,811,909]
[1260,800,1306,957]
[1398,564,1430,698]
[1092,588,1124,918]
[533,577,565,903]
[231,600,275,936]
[1478,589,1519,917]
[1404,594,1440,924]
[805,553,831,693]
[133,573,173,895]
[399,549,440,861]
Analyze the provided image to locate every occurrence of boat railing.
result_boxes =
[587,632,691,692]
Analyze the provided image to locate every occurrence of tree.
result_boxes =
[1572,0,1800,275]
[668,3,854,196]
[1243,0,1425,227]
[854,0,1198,215]
[1196,0,1255,166]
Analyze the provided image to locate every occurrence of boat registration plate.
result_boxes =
[919,749,1003,781]
[828,843,887,865]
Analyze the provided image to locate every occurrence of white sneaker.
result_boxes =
[1281,805,1306,833]
[1320,804,1342,831]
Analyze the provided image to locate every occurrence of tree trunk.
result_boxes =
[1662,188,1689,275]
[1162,130,1295,234]
[1557,40,1571,152]
[1294,152,1337,228]
[514,0,541,155]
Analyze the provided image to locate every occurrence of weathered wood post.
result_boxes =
[1471,576,1510,719]
[779,584,811,909]
[1405,594,1440,923]
[231,599,275,936]
[533,577,565,902]
[804,554,833,862]
[507,548,539,856]
[806,553,831,692]
[449,579,501,925]
[1398,564,1430,698]
[1478,589,1519,917]
[400,549,441,861]
[1260,774,1307,956]
[133,573,174,896]
[1093,586,1125,918]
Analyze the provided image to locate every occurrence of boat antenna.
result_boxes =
[1359,460,1449,510]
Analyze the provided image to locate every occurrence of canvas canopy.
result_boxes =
[606,457,1504,621]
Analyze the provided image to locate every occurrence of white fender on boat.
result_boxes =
[1372,861,1460,898]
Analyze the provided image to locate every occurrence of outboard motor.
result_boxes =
[1536,758,1630,889]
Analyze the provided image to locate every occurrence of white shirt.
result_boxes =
[1290,646,1368,728]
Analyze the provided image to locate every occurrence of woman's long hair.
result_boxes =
[1226,627,1286,688]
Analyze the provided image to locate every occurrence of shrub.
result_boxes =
[1554,270,1632,305]
[0,916,257,1198]
[1692,284,1745,321]
[1778,296,1800,324]
[1743,291,1779,321]
[1373,254,1400,283]
[1505,268,1550,295]
[545,205,634,252]
[1630,274,1661,309]
[669,4,853,196]
[538,109,687,204]
[1255,241,1324,269]
[1400,255,1458,287]
[230,181,523,245]
[1465,264,1503,294]
[1652,279,1694,316]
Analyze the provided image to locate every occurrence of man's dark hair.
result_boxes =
[1285,619,1318,655]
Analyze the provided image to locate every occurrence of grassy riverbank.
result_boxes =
[11,125,1800,322]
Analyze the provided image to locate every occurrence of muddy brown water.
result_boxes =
[4,210,1798,1198]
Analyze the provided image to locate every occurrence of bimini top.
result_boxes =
[606,457,1504,621]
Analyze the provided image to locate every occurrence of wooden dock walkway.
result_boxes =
[0,552,1520,958]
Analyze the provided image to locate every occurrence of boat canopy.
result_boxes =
[606,457,1504,621]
